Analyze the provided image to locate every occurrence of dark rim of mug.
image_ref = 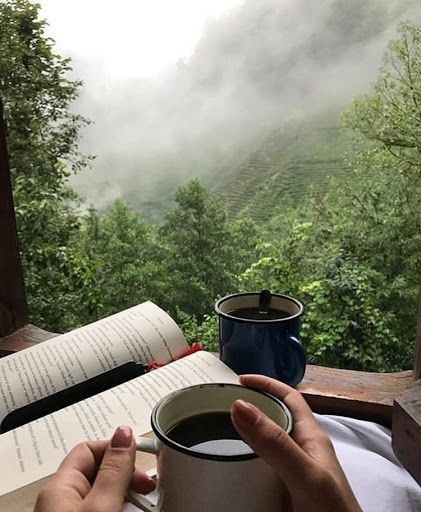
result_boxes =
[151,383,293,462]
[214,292,304,324]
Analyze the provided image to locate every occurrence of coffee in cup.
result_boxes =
[165,410,252,456]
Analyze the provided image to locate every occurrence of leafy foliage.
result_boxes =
[0,0,94,331]
[240,173,417,371]
[75,201,157,324]
[155,179,260,320]
[343,22,421,173]
[239,22,421,371]
[72,183,260,333]
[177,310,219,353]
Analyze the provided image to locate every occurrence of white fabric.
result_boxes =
[316,414,421,512]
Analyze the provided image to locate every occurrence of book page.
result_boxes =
[0,302,188,423]
[0,352,238,497]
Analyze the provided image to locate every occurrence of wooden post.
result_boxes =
[414,301,421,380]
[0,100,28,336]
[392,381,421,485]
[391,301,421,485]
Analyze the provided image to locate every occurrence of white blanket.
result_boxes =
[316,415,421,512]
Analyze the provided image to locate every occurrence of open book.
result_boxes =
[0,302,238,497]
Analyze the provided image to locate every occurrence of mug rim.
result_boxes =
[151,383,293,462]
[215,291,304,324]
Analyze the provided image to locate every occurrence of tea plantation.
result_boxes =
[214,115,353,221]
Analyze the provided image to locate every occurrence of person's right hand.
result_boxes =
[34,426,155,512]
[231,375,363,512]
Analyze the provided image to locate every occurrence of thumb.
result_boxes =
[231,400,314,489]
[85,426,136,512]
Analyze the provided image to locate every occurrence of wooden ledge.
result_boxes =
[0,341,414,427]
[298,365,414,428]
[392,380,421,485]
[0,324,58,358]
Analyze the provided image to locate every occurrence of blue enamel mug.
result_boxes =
[215,291,306,387]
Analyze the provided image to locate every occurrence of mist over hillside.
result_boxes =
[69,0,421,217]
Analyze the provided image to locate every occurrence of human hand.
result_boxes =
[34,425,156,512]
[231,375,363,512]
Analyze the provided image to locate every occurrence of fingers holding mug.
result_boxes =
[237,375,337,465]
[238,374,317,425]
[231,398,315,490]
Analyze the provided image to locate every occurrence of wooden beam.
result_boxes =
[298,365,413,428]
[210,354,412,428]
[0,100,28,336]
[0,324,57,358]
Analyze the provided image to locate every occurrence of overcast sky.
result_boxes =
[36,1,421,214]
[40,0,244,80]
[38,0,249,207]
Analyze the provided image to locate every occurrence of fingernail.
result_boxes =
[232,400,259,426]
[111,425,133,448]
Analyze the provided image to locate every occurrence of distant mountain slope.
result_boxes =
[71,0,419,213]
[214,117,353,221]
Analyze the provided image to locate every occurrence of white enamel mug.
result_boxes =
[128,383,293,512]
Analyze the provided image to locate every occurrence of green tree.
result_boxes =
[240,171,418,371]
[0,0,93,331]
[342,20,421,328]
[240,22,421,371]
[77,200,157,321]
[343,21,421,177]
[158,179,259,320]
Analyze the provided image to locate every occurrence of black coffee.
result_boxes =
[229,307,290,320]
[166,411,252,456]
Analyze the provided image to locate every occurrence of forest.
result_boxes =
[1,0,420,372]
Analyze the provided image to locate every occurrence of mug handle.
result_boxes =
[126,437,161,512]
[281,334,307,387]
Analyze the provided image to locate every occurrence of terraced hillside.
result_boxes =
[214,118,353,221]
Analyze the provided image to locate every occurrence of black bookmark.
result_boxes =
[1,361,145,433]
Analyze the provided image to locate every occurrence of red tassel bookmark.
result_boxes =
[146,343,203,372]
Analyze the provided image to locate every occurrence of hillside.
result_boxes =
[214,118,353,221]
[70,0,418,214]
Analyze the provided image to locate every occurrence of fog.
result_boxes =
[45,0,421,215]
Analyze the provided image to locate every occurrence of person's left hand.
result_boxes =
[34,425,156,512]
